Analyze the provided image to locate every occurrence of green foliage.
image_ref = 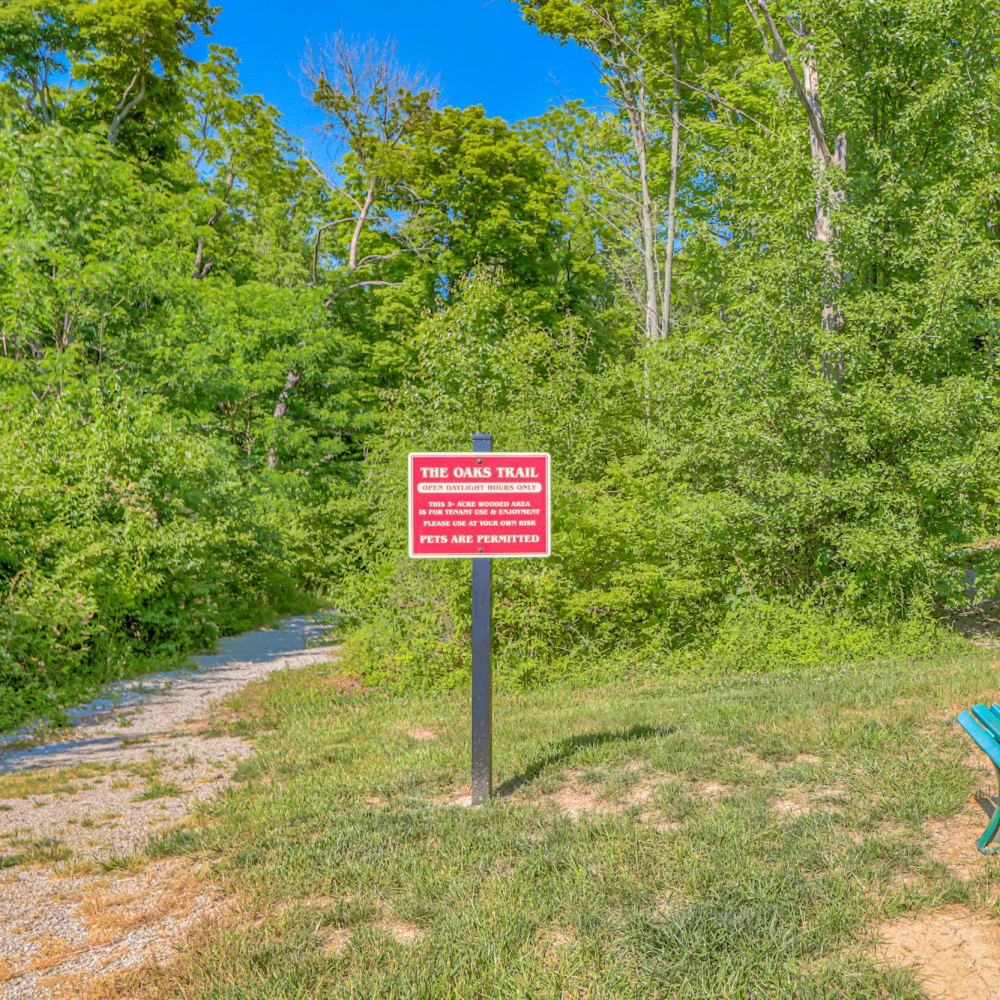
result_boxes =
[409,107,575,305]
[0,24,370,729]
[337,274,986,691]
[694,600,958,675]
[3,0,1000,725]
[0,0,216,156]
[0,386,302,729]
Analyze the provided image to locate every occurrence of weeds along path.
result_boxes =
[0,615,338,1000]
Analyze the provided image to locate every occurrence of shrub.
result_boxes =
[334,275,980,692]
[0,384,304,729]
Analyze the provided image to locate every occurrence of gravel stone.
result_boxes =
[0,615,337,999]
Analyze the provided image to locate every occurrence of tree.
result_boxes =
[303,32,436,290]
[0,0,215,158]
[518,0,752,343]
[407,107,571,302]
[745,0,846,385]
[180,45,316,285]
[520,0,669,342]
[257,33,439,467]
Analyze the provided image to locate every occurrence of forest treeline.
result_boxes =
[2,0,999,725]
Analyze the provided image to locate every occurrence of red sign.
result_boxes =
[409,452,551,559]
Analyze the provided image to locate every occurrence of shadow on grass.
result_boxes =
[495,724,677,798]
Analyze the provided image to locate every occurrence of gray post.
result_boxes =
[471,432,493,805]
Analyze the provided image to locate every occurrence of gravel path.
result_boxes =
[0,615,338,999]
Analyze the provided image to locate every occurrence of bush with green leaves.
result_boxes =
[0,385,304,729]
[334,275,997,691]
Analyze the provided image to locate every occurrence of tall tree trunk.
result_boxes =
[661,36,682,340]
[271,175,377,468]
[267,369,300,469]
[802,52,847,389]
[631,76,661,344]
[107,70,146,144]
[750,1,847,387]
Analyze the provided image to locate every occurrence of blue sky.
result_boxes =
[188,1,601,155]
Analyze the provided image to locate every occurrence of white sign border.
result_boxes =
[408,451,551,559]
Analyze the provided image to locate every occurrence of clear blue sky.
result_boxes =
[188,0,601,153]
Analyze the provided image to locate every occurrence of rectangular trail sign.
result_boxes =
[408,451,551,559]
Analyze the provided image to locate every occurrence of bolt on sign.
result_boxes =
[408,452,550,559]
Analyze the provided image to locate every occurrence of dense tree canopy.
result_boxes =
[2,0,999,724]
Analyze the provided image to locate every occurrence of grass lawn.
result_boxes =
[109,648,1000,999]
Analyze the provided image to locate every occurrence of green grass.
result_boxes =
[0,836,72,868]
[134,778,185,801]
[0,762,107,799]
[122,648,1000,999]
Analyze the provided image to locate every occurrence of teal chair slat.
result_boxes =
[982,704,1000,729]
[971,705,1000,743]
[958,710,1000,763]
[955,709,1000,855]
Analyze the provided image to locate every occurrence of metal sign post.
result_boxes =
[407,440,550,804]
[470,432,493,804]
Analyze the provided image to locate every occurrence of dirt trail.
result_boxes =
[0,615,338,999]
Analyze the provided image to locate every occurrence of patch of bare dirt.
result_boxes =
[546,777,605,821]
[926,800,997,880]
[774,792,812,818]
[540,768,664,820]
[406,729,438,742]
[436,767,688,821]
[322,927,350,956]
[378,920,424,944]
[695,781,728,798]
[319,916,423,956]
[773,785,849,821]
[876,904,1000,999]
[531,768,702,829]
[535,927,576,964]
[816,786,849,801]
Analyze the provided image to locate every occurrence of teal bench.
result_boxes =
[956,704,1000,854]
